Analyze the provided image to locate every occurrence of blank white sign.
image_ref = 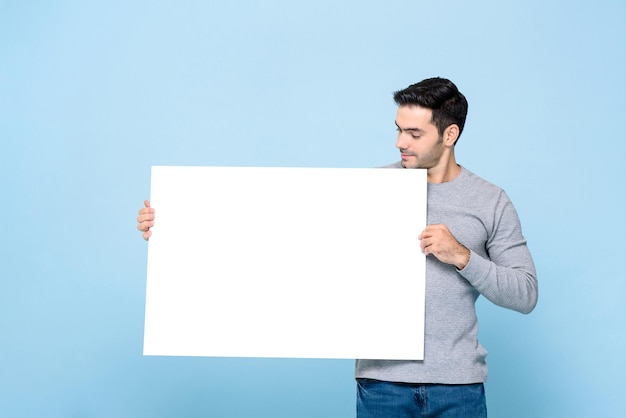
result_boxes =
[144,166,426,359]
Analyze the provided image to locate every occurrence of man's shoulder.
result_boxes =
[378,161,403,169]
[461,167,502,190]
[459,166,510,202]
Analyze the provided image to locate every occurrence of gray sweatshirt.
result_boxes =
[355,163,538,384]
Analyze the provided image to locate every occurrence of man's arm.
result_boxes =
[458,194,538,314]
[419,196,538,314]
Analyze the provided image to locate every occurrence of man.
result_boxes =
[136,77,538,417]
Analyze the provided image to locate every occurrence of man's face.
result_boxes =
[395,105,445,169]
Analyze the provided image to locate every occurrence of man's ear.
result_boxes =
[443,124,460,146]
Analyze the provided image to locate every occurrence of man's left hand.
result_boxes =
[418,224,471,270]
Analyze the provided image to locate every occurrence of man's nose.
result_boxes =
[395,133,407,150]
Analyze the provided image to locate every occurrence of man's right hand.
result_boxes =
[137,200,155,241]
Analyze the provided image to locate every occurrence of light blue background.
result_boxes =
[1,1,624,417]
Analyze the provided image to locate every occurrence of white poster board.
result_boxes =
[144,166,427,359]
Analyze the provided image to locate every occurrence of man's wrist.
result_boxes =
[455,247,471,270]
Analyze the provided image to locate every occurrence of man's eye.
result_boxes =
[411,134,421,139]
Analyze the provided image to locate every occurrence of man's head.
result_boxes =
[394,78,468,170]
[394,77,468,141]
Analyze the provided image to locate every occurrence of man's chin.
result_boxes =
[401,160,419,169]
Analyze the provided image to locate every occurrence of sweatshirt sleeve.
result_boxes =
[458,191,538,314]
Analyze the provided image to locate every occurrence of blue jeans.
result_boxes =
[356,378,487,418]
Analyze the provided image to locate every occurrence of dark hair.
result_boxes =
[393,77,468,142]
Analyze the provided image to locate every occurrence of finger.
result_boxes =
[138,200,154,215]
[137,220,155,231]
[136,216,154,226]
[143,229,152,241]
[137,212,155,223]
[138,207,155,216]
[418,227,435,240]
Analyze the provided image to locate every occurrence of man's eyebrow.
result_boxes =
[395,121,425,133]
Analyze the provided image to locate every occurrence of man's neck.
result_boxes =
[427,155,461,184]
